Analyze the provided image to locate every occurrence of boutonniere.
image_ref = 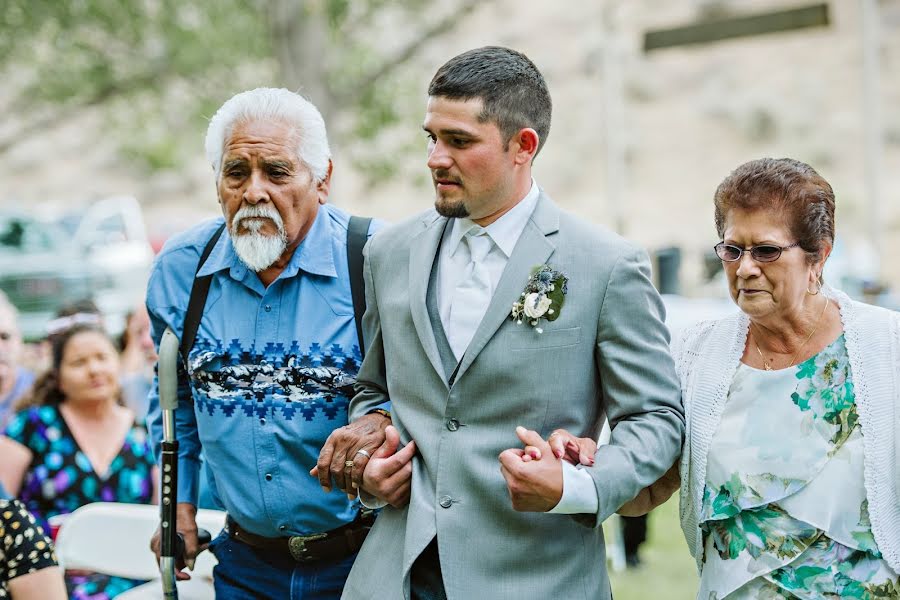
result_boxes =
[510,265,568,333]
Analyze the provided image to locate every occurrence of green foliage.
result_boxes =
[2,0,271,106]
[325,0,352,30]
[2,0,476,185]
[1,0,274,171]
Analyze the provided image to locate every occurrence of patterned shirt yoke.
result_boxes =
[146,204,383,537]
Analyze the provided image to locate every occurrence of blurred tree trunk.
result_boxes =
[268,0,335,121]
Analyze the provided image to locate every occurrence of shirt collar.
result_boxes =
[447,178,540,259]
[280,205,337,279]
[196,222,233,277]
[198,206,338,281]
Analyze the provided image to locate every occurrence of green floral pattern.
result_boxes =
[767,535,899,599]
[704,503,819,561]
[790,339,857,448]
[698,335,900,598]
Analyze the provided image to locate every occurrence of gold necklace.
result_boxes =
[752,296,830,371]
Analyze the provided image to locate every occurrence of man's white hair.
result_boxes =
[205,88,331,182]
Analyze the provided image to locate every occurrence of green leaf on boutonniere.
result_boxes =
[544,275,567,322]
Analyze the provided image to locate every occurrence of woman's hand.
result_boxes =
[548,428,597,466]
[520,429,596,466]
[618,463,680,516]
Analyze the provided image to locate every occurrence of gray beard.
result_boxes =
[230,206,288,272]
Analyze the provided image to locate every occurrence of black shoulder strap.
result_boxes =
[347,216,372,357]
[180,223,226,369]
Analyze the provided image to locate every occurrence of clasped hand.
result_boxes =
[499,426,597,512]
[313,418,416,509]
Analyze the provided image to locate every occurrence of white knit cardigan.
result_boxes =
[675,287,900,573]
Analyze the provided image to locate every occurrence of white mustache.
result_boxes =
[231,204,285,235]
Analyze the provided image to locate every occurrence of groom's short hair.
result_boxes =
[428,46,552,157]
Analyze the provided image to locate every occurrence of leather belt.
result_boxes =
[226,512,375,563]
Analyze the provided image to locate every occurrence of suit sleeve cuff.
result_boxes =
[548,461,599,515]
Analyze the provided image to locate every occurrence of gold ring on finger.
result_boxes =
[345,460,355,470]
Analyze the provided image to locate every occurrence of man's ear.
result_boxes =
[317,160,334,205]
[511,129,539,166]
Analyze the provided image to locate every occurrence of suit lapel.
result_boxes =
[454,193,560,382]
[408,213,450,387]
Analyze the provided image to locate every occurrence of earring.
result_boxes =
[806,274,822,295]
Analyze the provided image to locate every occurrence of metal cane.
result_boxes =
[158,328,212,599]
[158,327,181,599]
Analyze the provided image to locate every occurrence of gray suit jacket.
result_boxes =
[343,193,684,599]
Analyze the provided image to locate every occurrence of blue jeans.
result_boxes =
[208,531,356,600]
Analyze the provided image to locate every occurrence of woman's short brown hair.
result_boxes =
[714,158,835,264]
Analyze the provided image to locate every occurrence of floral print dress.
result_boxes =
[3,405,155,599]
[0,497,58,599]
[699,334,900,599]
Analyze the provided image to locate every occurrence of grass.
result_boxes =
[606,497,699,599]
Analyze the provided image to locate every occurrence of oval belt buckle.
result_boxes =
[289,533,328,561]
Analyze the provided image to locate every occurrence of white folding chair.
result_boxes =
[54,502,225,599]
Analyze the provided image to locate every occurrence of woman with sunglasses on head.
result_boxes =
[545,158,900,598]
[0,322,158,600]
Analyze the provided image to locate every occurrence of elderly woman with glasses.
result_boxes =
[539,158,900,598]
[676,157,900,598]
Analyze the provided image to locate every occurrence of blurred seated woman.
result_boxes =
[549,158,900,598]
[0,323,158,599]
[0,494,66,600]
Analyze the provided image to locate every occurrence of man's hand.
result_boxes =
[149,503,207,581]
[499,427,564,512]
[361,425,416,508]
[312,412,390,493]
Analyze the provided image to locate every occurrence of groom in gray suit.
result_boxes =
[339,47,684,599]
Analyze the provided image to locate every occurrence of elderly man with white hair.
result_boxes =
[145,88,388,599]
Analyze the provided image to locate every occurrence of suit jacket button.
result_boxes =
[439,495,453,508]
[446,418,459,432]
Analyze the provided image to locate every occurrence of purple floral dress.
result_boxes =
[4,405,154,599]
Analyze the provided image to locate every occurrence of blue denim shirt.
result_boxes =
[146,204,384,537]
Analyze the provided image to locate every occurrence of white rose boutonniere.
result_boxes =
[510,265,568,334]
[522,293,552,319]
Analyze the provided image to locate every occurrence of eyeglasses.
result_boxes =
[714,241,800,263]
